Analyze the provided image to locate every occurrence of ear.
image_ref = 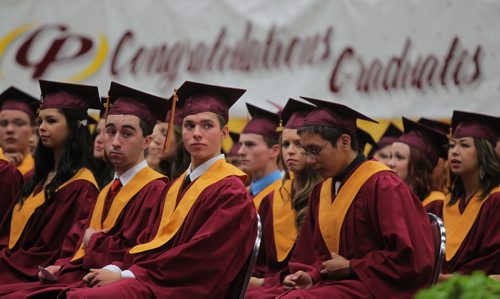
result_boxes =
[221,125,229,141]
[270,143,281,159]
[338,134,351,150]
[143,135,153,150]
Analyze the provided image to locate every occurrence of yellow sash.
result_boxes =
[272,179,298,262]
[9,168,97,249]
[130,159,246,254]
[0,148,5,160]
[71,167,164,261]
[17,154,34,175]
[253,179,283,211]
[422,190,446,206]
[443,187,500,261]
[319,161,389,255]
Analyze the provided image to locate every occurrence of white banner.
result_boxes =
[1,0,499,118]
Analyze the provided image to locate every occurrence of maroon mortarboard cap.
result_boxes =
[107,82,169,127]
[165,95,184,126]
[418,117,450,135]
[280,98,316,130]
[451,110,500,144]
[300,96,378,135]
[242,103,281,140]
[357,128,377,153]
[39,80,100,112]
[378,123,403,148]
[0,86,40,119]
[175,81,246,121]
[228,131,241,157]
[397,117,448,166]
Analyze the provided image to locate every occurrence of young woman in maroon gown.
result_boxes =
[247,98,321,290]
[427,111,500,280]
[0,80,100,284]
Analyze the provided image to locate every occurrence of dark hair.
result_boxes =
[263,135,279,149]
[158,125,191,178]
[216,114,228,128]
[139,119,154,137]
[277,134,322,230]
[90,120,113,188]
[18,108,94,205]
[298,125,358,151]
[406,147,433,201]
[449,138,500,205]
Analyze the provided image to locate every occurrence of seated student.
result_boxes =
[428,111,500,279]
[418,117,452,193]
[49,81,258,298]
[0,80,100,284]
[0,86,40,181]
[247,98,322,290]
[388,117,449,206]
[247,97,435,298]
[0,82,171,297]
[0,147,23,220]
[369,122,402,166]
[239,103,282,210]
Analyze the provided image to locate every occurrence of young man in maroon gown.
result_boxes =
[247,97,435,298]
[0,82,169,296]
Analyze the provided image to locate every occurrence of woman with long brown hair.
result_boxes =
[247,98,322,289]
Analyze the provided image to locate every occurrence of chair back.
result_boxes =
[428,212,446,285]
[225,213,262,299]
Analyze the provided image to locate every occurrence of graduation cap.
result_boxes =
[173,81,246,121]
[39,80,101,112]
[451,110,500,144]
[107,81,169,127]
[279,98,316,130]
[241,103,281,140]
[378,123,403,148]
[418,117,450,135]
[228,131,241,157]
[397,117,449,167]
[300,96,378,135]
[357,128,378,155]
[0,86,40,120]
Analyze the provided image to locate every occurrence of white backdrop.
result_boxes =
[1,0,499,118]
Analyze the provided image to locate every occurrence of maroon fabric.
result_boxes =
[0,160,23,224]
[242,103,280,140]
[452,110,500,142]
[280,98,316,130]
[0,86,39,119]
[247,162,435,299]
[175,80,246,121]
[39,80,101,112]
[427,193,500,275]
[0,178,98,284]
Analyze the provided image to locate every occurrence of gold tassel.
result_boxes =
[276,119,284,133]
[163,89,178,153]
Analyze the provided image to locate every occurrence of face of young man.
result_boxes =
[0,109,34,154]
[104,114,151,175]
[299,131,348,179]
[182,111,227,169]
[238,133,279,179]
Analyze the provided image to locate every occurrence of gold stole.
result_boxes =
[443,186,500,261]
[71,167,164,261]
[9,168,97,249]
[273,179,298,262]
[0,148,6,160]
[17,154,34,175]
[130,159,246,254]
[422,190,446,206]
[319,161,389,255]
[253,179,283,211]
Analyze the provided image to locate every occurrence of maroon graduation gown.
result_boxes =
[63,175,257,299]
[427,193,500,275]
[0,178,167,297]
[0,159,23,222]
[247,162,435,299]
[0,179,98,284]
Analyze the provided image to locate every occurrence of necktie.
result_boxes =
[181,175,191,192]
[110,178,122,196]
[103,178,122,220]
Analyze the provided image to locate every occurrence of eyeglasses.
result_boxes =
[302,143,329,157]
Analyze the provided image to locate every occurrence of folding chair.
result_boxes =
[225,213,262,299]
[428,212,446,285]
